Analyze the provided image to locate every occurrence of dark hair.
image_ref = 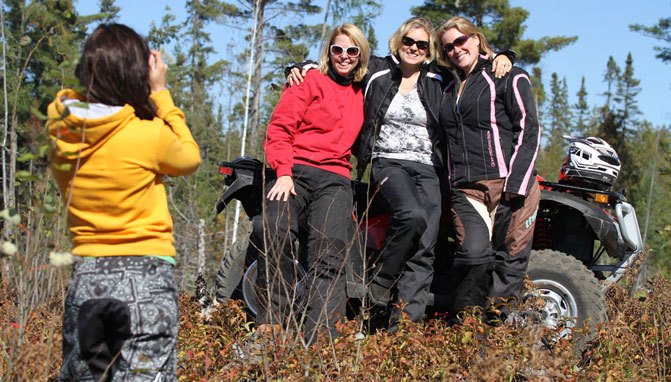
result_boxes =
[75,23,155,120]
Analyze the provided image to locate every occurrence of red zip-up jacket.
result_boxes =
[265,70,364,179]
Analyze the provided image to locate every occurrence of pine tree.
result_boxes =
[632,125,671,276]
[596,56,621,149]
[147,7,181,48]
[530,66,545,119]
[615,53,642,196]
[602,56,620,111]
[98,0,120,22]
[597,54,643,192]
[618,52,642,135]
[630,17,671,64]
[536,73,571,180]
[573,77,591,135]
[556,76,572,134]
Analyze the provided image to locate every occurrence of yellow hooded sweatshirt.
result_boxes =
[48,89,201,258]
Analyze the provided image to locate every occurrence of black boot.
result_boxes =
[368,282,391,307]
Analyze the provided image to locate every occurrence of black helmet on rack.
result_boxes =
[558,136,621,190]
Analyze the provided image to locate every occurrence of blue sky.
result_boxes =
[77,0,670,128]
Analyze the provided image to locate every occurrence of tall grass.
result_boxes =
[1,269,669,380]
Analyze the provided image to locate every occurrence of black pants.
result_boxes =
[449,178,540,319]
[371,158,442,325]
[254,165,352,344]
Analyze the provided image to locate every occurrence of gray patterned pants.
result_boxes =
[59,256,178,382]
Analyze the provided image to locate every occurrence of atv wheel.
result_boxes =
[527,249,607,346]
[214,236,252,303]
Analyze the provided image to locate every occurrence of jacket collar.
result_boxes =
[327,62,355,85]
[457,55,490,80]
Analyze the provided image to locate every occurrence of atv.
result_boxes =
[213,156,643,338]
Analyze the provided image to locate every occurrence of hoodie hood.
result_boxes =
[48,89,136,160]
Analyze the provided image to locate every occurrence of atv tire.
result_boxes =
[214,236,251,303]
[527,249,607,349]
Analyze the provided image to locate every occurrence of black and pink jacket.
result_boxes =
[440,57,541,196]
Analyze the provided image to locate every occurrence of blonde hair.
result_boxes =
[319,23,370,82]
[436,16,494,68]
[388,17,438,63]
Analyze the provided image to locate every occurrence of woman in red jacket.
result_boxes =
[255,23,370,344]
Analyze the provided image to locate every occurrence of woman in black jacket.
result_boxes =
[437,16,541,323]
[357,17,448,330]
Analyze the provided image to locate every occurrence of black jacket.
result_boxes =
[353,55,453,179]
[440,57,540,196]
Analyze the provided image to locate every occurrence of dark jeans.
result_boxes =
[254,165,352,344]
[371,158,442,325]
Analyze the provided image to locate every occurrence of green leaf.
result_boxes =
[52,163,72,171]
[17,152,38,162]
[0,209,21,225]
[31,107,48,120]
[42,203,57,213]
[38,144,50,157]
[633,289,648,301]
[15,171,39,181]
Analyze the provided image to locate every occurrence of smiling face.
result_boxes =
[329,34,360,77]
[399,27,429,67]
[442,27,480,74]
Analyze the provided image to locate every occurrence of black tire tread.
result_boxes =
[214,236,250,303]
[528,249,607,326]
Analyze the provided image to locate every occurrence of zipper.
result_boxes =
[364,75,396,168]
[456,73,472,181]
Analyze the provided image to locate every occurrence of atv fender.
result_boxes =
[214,170,258,216]
[540,189,626,259]
[214,158,268,218]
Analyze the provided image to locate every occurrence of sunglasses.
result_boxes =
[443,34,474,53]
[330,44,361,58]
[401,36,430,51]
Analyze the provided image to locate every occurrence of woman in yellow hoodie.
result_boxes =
[48,24,200,381]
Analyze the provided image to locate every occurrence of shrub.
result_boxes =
[1,276,669,380]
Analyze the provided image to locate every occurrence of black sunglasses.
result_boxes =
[330,44,361,58]
[444,34,474,53]
[401,36,430,51]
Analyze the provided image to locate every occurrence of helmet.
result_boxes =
[558,136,621,190]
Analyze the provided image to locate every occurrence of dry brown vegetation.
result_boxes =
[1,274,670,381]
